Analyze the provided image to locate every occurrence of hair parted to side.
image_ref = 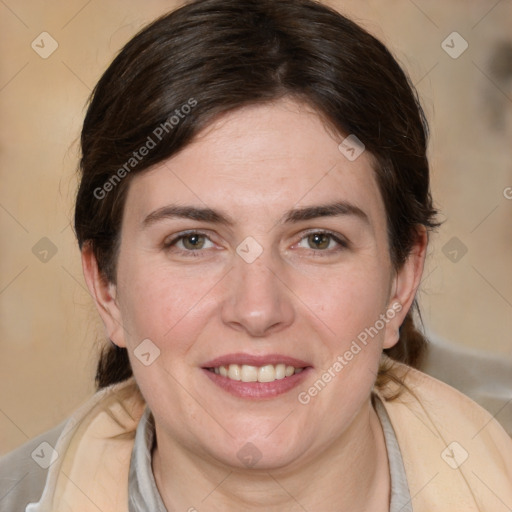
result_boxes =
[74,0,439,391]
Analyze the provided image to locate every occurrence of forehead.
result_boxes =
[124,99,386,231]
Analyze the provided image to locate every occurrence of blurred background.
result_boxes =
[1,0,511,454]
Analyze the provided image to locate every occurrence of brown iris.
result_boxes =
[182,234,206,250]
[307,233,331,250]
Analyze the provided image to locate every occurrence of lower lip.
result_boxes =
[202,368,312,399]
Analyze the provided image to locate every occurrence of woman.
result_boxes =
[1,0,511,510]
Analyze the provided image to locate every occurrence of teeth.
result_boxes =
[258,364,276,383]
[228,364,241,381]
[211,363,304,382]
[241,365,258,382]
[275,363,286,380]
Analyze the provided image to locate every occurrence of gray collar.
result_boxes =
[128,408,167,512]
[374,395,413,512]
[129,397,412,512]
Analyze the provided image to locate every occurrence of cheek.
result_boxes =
[292,261,391,344]
[115,256,221,350]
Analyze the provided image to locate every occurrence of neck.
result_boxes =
[152,399,390,512]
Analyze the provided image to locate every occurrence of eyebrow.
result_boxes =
[142,201,369,228]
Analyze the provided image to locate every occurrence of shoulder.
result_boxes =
[4,378,145,512]
[399,361,509,434]
[382,360,511,449]
[0,422,66,511]
[377,360,512,510]
[421,334,512,435]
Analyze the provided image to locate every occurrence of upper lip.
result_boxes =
[202,353,312,368]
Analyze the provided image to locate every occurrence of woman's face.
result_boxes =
[89,99,419,470]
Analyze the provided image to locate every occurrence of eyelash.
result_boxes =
[163,229,348,258]
[162,230,214,258]
[296,230,349,255]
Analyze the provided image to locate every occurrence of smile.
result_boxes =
[202,353,312,398]
[207,363,304,383]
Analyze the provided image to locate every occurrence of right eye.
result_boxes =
[163,231,216,256]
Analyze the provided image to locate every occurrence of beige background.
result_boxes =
[1,0,511,455]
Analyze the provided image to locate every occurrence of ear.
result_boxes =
[383,226,428,349]
[81,243,127,348]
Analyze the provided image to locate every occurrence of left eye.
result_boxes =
[297,232,344,251]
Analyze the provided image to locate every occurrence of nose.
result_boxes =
[220,250,295,337]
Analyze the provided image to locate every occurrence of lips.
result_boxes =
[201,353,312,399]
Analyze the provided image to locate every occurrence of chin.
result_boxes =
[209,425,309,471]
[216,443,304,472]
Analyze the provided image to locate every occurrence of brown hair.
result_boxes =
[74,0,439,390]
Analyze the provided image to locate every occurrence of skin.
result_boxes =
[83,98,427,511]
